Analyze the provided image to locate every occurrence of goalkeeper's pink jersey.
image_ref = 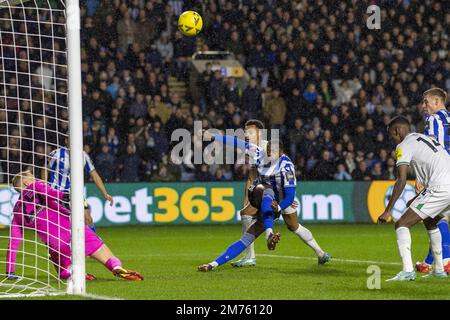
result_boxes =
[6,181,87,273]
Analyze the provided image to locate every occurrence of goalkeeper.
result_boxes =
[5,171,143,281]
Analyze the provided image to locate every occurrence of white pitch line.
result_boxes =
[257,254,402,266]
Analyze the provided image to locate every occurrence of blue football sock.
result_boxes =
[214,233,255,267]
[438,220,450,260]
[424,248,434,265]
[88,224,96,233]
[215,240,247,266]
[261,193,274,230]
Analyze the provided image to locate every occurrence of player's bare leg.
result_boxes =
[199,219,265,272]
[91,245,144,281]
[282,210,331,265]
[413,180,433,273]
[231,203,258,267]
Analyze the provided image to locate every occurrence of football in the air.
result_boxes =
[178,11,203,37]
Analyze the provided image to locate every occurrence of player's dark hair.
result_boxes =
[388,116,410,130]
[423,87,448,102]
[245,119,265,129]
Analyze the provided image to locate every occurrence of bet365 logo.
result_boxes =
[366,5,381,30]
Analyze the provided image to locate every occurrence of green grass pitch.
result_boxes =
[0,224,449,300]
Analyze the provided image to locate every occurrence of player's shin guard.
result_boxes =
[214,233,255,267]
[241,215,256,260]
[428,228,444,273]
[293,224,324,257]
[396,227,414,272]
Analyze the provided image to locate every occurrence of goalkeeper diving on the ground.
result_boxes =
[5,171,143,282]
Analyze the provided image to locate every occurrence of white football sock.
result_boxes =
[293,225,324,257]
[428,228,444,273]
[396,227,414,272]
[265,228,273,240]
[242,215,256,260]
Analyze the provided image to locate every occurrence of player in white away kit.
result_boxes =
[378,116,450,281]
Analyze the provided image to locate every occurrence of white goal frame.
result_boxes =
[66,0,85,296]
[0,0,86,296]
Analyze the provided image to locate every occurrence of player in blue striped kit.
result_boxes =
[416,88,450,273]
[198,133,330,272]
[42,146,114,233]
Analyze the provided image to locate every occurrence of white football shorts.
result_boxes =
[409,185,450,219]
[282,205,297,215]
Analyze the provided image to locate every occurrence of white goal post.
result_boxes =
[0,0,85,297]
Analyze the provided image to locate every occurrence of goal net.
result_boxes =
[0,0,85,297]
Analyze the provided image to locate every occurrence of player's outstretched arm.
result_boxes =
[213,134,245,149]
[210,133,258,151]
[277,186,296,211]
[378,165,408,223]
[90,170,113,205]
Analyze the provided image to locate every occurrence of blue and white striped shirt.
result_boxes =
[424,109,450,155]
[213,134,296,203]
[47,147,96,192]
[257,155,297,202]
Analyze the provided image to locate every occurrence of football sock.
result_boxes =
[261,193,274,231]
[88,224,96,233]
[428,228,444,273]
[265,228,273,240]
[438,219,450,262]
[424,248,434,265]
[424,220,450,265]
[293,224,324,257]
[105,257,122,271]
[396,227,413,272]
[214,233,255,267]
[242,215,256,260]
